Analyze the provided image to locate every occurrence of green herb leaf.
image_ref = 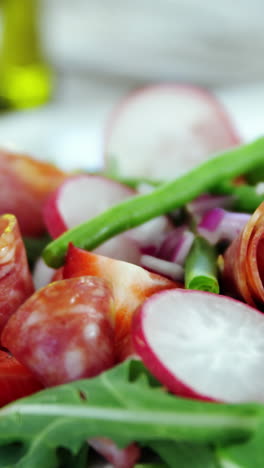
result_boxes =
[217,419,264,468]
[57,443,88,468]
[0,360,260,468]
[245,165,264,185]
[135,464,167,468]
[212,181,264,213]
[149,441,218,468]
[0,443,26,467]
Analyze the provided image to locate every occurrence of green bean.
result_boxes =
[184,236,219,293]
[246,164,264,185]
[103,173,162,189]
[212,180,264,213]
[43,138,264,268]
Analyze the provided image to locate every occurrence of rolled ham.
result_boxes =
[223,202,264,308]
[0,214,34,337]
[0,150,66,236]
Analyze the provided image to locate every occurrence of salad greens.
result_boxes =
[148,441,219,468]
[217,419,264,468]
[0,359,262,468]
[43,138,264,268]
[4,139,264,468]
[213,180,264,213]
[134,465,166,468]
[57,444,89,468]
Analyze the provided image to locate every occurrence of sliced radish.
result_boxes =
[33,258,56,290]
[43,174,136,239]
[32,258,63,290]
[43,174,170,264]
[105,84,240,181]
[132,289,264,403]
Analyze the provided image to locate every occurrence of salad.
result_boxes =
[1,84,264,468]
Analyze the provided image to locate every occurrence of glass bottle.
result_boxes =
[0,0,52,110]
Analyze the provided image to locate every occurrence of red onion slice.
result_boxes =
[187,194,234,222]
[198,208,250,245]
[157,226,194,265]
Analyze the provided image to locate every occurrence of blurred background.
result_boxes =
[0,0,263,170]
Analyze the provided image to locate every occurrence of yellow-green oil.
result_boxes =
[0,0,52,110]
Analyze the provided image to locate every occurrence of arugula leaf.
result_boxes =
[217,419,264,468]
[0,443,26,467]
[135,465,167,468]
[57,444,88,468]
[149,441,219,468]
[127,359,162,387]
[0,360,260,468]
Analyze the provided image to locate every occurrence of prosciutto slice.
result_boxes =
[0,150,66,236]
[223,202,264,308]
[0,214,34,336]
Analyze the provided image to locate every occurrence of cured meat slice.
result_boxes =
[2,277,115,386]
[0,350,43,407]
[0,150,66,236]
[223,202,264,308]
[0,214,34,336]
[63,244,180,360]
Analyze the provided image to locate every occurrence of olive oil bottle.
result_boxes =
[0,0,52,110]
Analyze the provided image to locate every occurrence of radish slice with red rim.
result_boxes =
[105,84,240,181]
[33,257,55,290]
[32,258,63,290]
[43,174,170,263]
[43,174,136,239]
[133,289,264,403]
